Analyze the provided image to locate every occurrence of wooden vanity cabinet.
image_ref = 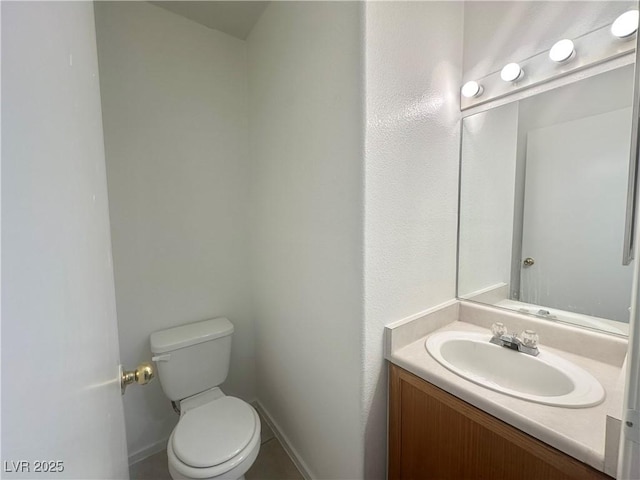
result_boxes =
[388,363,611,480]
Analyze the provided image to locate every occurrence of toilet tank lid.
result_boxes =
[150,317,234,354]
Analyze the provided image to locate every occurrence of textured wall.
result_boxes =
[248,2,365,478]
[363,2,464,478]
[95,2,254,462]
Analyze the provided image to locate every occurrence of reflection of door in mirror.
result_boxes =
[520,107,633,323]
[458,65,634,335]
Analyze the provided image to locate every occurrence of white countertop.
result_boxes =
[385,300,627,474]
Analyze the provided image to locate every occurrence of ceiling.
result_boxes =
[149,1,269,40]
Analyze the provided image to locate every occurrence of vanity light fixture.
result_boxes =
[462,11,638,109]
[549,39,575,63]
[611,10,639,39]
[500,63,523,82]
[461,80,483,98]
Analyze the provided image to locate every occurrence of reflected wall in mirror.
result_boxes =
[458,64,634,336]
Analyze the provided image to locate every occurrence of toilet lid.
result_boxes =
[172,397,256,468]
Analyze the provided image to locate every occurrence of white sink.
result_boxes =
[425,331,605,408]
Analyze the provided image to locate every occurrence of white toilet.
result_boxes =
[150,317,260,480]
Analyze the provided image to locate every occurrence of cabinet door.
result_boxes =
[388,364,610,480]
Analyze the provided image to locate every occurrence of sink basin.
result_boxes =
[425,331,605,408]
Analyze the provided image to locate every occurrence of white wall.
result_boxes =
[458,103,519,298]
[2,2,128,477]
[247,2,365,478]
[363,2,463,478]
[94,2,253,462]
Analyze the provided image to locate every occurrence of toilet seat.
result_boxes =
[167,397,261,480]
[173,396,257,468]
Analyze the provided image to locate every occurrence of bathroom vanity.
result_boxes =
[389,364,608,480]
[385,300,627,479]
[384,10,640,478]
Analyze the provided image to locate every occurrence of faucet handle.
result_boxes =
[491,322,507,337]
[521,329,539,348]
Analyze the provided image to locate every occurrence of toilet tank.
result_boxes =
[150,317,234,401]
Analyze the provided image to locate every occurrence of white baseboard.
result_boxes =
[128,436,169,466]
[252,401,314,480]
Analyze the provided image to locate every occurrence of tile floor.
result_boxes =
[129,411,304,480]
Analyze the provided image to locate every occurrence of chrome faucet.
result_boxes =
[489,323,539,357]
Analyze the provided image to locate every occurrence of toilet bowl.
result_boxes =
[167,392,261,480]
[150,318,260,480]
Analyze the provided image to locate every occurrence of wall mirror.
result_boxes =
[458,64,635,336]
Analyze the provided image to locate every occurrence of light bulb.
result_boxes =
[611,10,639,38]
[549,39,575,63]
[500,63,523,82]
[461,81,483,98]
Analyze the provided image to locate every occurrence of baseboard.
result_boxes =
[128,436,169,466]
[252,401,314,480]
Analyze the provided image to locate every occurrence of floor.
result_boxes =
[129,410,304,480]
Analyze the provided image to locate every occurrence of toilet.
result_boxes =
[150,317,260,480]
